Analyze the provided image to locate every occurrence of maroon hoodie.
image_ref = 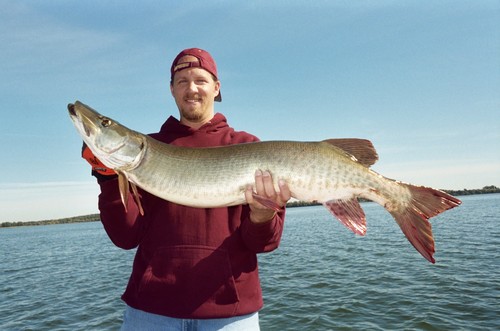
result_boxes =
[97,113,286,319]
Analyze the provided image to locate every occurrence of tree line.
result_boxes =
[0,214,100,228]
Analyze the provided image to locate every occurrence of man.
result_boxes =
[82,48,291,330]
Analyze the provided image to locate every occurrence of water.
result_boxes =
[1,194,499,330]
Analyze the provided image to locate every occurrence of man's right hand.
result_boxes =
[81,143,116,177]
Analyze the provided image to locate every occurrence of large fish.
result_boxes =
[68,101,461,263]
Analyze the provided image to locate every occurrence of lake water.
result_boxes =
[1,194,499,330]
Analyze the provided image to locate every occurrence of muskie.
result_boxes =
[68,101,461,263]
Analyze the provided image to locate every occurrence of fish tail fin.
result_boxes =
[388,184,461,263]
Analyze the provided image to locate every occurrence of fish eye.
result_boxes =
[101,118,112,127]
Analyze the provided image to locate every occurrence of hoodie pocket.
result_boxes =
[138,245,239,314]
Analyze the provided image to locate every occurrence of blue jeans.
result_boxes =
[120,306,260,331]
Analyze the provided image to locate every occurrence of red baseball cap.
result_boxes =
[170,48,222,102]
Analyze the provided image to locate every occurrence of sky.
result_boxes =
[0,0,498,222]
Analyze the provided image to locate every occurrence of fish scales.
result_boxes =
[133,138,351,207]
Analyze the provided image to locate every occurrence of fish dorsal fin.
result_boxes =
[323,138,379,167]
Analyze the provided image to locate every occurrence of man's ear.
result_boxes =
[214,80,221,97]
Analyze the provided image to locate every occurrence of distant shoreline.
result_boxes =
[1,186,498,228]
[1,214,101,228]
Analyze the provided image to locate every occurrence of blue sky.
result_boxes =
[1,1,498,222]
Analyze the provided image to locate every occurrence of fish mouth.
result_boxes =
[67,103,76,117]
[67,102,94,137]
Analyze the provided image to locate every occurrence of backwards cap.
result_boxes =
[171,48,221,102]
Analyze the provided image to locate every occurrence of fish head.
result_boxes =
[68,101,146,171]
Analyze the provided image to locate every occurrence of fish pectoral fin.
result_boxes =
[324,198,367,235]
[130,182,145,216]
[117,171,130,213]
[252,193,282,212]
[117,171,144,216]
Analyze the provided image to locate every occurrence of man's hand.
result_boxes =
[244,170,291,224]
[82,143,116,177]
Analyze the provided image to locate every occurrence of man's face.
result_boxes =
[170,59,220,126]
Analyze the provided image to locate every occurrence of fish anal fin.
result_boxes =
[322,138,379,167]
[324,198,366,235]
[252,193,282,212]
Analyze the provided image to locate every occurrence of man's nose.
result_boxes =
[187,81,197,91]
